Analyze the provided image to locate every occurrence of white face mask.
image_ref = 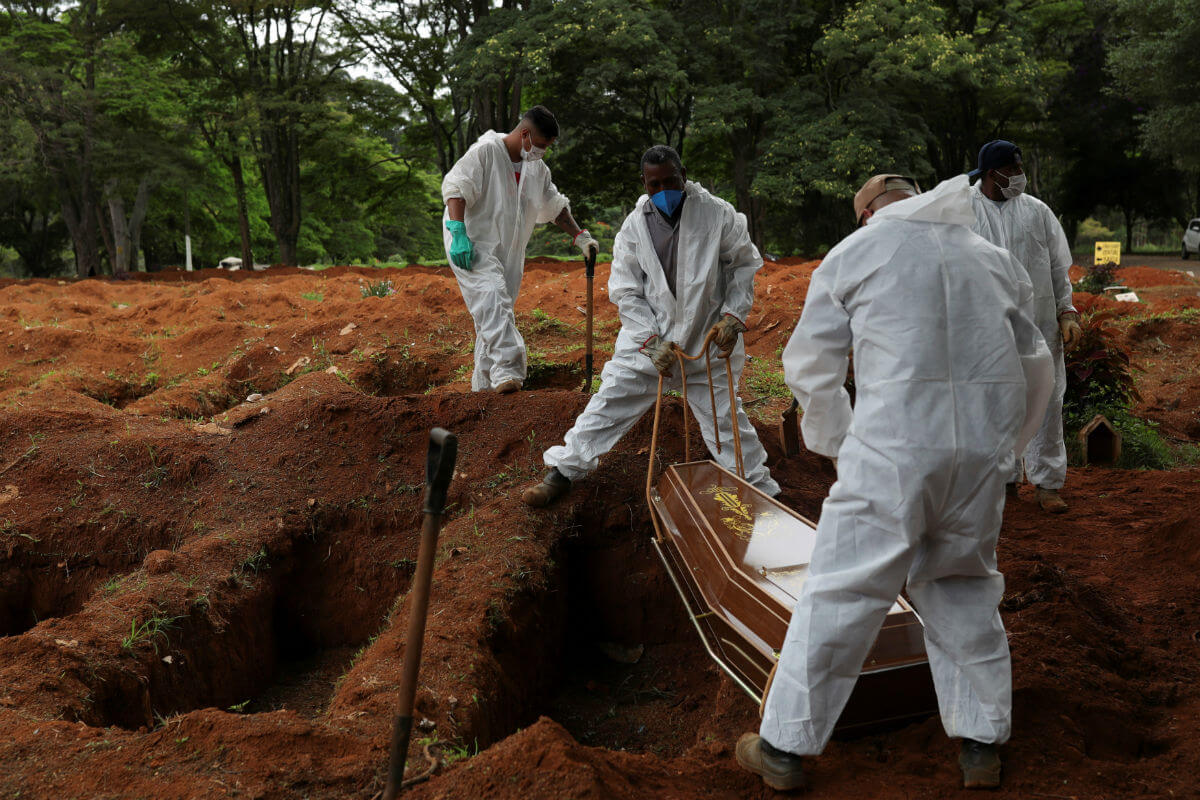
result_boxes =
[522,132,547,162]
[995,170,1027,199]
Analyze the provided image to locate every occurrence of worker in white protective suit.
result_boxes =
[521,144,781,506]
[968,140,1080,513]
[735,174,1053,792]
[442,106,600,393]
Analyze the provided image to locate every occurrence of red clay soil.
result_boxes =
[0,259,1197,799]
[1068,263,1200,287]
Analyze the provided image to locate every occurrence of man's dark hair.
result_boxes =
[522,105,558,139]
[640,144,683,174]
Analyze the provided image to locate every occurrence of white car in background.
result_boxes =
[1184,218,1200,259]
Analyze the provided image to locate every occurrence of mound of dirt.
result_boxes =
[0,259,1198,799]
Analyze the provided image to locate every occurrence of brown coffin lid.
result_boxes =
[651,460,929,697]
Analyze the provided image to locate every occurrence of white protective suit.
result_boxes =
[970,183,1076,489]
[759,176,1053,756]
[442,131,570,391]
[543,181,780,496]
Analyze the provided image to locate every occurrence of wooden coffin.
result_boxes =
[649,460,937,734]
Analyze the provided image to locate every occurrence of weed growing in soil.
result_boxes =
[122,614,179,653]
[240,546,270,574]
[417,736,475,768]
[300,291,324,302]
[360,279,394,298]
[141,447,169,489]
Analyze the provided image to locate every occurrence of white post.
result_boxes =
[185,234,193,271]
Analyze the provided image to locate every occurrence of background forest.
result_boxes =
[1,0,1197,277]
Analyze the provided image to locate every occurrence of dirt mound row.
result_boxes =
[1,260,1198,799]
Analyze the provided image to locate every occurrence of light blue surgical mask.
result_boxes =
[651,189,683,216]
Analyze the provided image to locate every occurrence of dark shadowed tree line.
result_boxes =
[1,0,1196,276]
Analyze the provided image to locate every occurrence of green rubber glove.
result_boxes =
[445,220,473,269]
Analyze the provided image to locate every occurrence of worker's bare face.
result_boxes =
[642,162,686,195]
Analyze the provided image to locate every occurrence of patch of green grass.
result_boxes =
[529,308,576,335]
[743,357,791,400]
[1128,307,1200,325]
[1066,407,1200,470]
[300,291,324,302]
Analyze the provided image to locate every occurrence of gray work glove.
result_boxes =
[574,229,600,260]
[710,313,748,356]
[640,334,676,377]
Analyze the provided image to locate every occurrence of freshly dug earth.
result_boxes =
[0,260,1197,799]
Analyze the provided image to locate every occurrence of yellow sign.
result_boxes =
[1094,241,1121,266]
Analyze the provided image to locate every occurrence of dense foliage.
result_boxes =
[1,0,1197,275]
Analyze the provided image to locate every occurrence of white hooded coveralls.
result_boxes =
[442,131,570,391]
[759,176,1053,755]
[969,183,1075,489]
[543,181,780,496]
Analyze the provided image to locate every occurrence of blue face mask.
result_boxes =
[650,189,683,216]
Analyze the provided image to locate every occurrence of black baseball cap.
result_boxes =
[968,140,1022,179]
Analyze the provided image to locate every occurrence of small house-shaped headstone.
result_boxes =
[1078,414,1121,466]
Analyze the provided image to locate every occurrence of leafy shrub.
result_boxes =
[1063,311,1139,412]
[1074,261,1119,294]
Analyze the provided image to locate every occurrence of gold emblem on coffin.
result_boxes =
[702,485,779,541]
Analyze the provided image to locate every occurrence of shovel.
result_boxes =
[582,249,597,392]
[779,398,800,456]
[381,427,458,800]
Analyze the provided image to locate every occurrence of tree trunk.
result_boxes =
[128,176,151,272]
[97,198,117,274]
[1123,206,1133,254]
[228,132,254,269]
[15,207,56,277]
[60,177,100,278]
[256,121,301,266]
[730,129,764,251]
[104,178,131,275]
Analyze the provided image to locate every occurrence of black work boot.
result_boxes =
[959,739,1001,789]
[521,468,571,508]
[735,733,806,791]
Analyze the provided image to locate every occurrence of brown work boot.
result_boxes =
[494,378,522,394]
[735,733,806,791]
[1035,486,1068,514]
[959,739,1001,789]
[521,468,571,508]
